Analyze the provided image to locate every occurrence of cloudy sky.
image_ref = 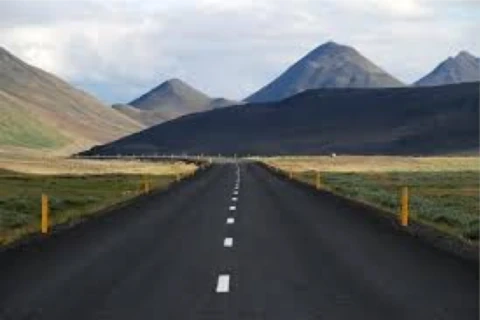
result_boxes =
[1,0,478,103]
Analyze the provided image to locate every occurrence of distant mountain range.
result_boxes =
[1,41,478,156]
[114,79,238,126]
[415,51,480,86]
[0,47,143,154]
[82,82,479,156]
[245,41,479,103]
[246,41,405,103]
[113,43,478,125]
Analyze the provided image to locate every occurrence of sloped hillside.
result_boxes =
[0,47,143,154]
[415,51,480,86]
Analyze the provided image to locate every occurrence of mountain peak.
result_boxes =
[163,78,187,86]
[130,78,211,112]
[457,50,473,57]
[319,40,342,49]
[159,78,206,94]
[415,50,479,86]
[455,50,477,62]
[246,41,403,103]
[309,41,353,57]
[121,78,236,124]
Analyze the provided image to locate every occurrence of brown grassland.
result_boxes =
[261,155,479,172]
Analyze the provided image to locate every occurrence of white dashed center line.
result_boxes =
[213,166,241,294]
[216,274,230,293]
[224,237,233,247]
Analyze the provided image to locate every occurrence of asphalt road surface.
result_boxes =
[0,162,478,319]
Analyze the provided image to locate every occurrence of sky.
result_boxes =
[1,0,479,104]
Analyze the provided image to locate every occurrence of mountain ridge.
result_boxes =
[0,46,143,154]
[415,51,480,86]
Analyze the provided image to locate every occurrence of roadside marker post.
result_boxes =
[176,173,181,182]
[315,171,321,190]
[41,194,49,234]
[400,186,409,226]
[142,175,150,194]
[289,171,293,179]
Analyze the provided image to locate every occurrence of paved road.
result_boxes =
[0,163,478,319]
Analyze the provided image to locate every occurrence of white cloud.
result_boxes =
[0,0,478,103]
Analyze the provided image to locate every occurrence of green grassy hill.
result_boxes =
[0,92,68,149]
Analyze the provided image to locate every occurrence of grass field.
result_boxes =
[263,156,479,242]
[262,156,479,172]
[0,155,197,175]
[0,157,197,245]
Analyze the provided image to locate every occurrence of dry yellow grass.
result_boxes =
[0,155,196,176]
[261,156,480,173]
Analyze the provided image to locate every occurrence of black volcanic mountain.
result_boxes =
[116,78,237,126]
[82,82,479,156]
[246,41,404,103]
[415,51,480,86]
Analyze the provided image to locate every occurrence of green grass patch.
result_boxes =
[0,170,176,245]
[0,104,69,149]
[294,170,479,242]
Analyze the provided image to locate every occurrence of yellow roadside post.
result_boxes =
[142,176,150,194]
[176,173,181,182]
[144,179,150,194]
[400,186,409,226]
[315,171,321,190]
[41,194,49,234]
[289,171,293,179]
